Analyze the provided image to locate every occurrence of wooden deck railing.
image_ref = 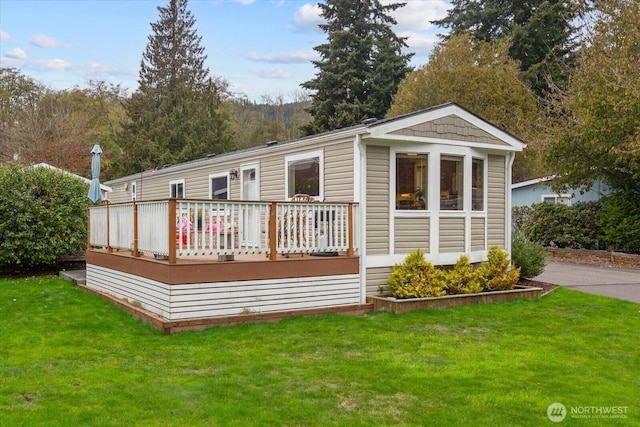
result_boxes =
[88,199,359,263]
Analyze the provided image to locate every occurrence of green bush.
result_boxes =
[478,246,520,291]
[0,164,89,271]
[600,193,640,254]
[511,229,546,278]
[442,255,483,295]
[517,201,605,249]
[387,249,446,298]
[388,247,520,298]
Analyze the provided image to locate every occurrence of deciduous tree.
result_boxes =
[388,34,544,181]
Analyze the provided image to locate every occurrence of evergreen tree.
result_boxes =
[301,0,412,135]
[118,0,234,174]
[432,0,579,98]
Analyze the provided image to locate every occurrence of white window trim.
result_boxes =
[392,152,430,214]
[541,194,572,205]
[208,173,230,200]
[284,149,324,201]
[131,181,137,201]
[169,179,186,198]
[240,162,260,200]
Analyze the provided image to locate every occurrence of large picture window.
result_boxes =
[472,158,484,211]
[440,156,463,210]
[286,151,322,200]
[396,154,428,210]
[169,179,185,198]
[209,174,229,200]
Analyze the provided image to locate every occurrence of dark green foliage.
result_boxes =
[302,0,412,134]
[600,193,640,254]
[432,0,578,97]
[118,0,234,174]
[511,229,546,278]
[0,164,88,271]
[517,201,605,250]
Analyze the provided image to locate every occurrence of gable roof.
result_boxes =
[365,103,525,151]
[33,162,113,193]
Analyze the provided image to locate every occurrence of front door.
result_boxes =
[240,164,260,246]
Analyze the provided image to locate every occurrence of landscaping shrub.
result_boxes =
[517,201,604,249]
[0,163,88,271]
[388,247,519,298]
[600,193,640,254]
[511,229,546,278]
[387,249,446,298]
[478,246,520,291]
[441,255,483,295]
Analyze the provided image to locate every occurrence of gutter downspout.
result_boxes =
[355,134,367,304]
[506,152,516,256]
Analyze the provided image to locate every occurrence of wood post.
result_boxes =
[133,202,139,257]
[347,203,354,257]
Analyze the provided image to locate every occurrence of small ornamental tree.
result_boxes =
[0,164,88,271]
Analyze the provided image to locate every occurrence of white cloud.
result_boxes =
[294,3,323,33]
[244,49,319,64]
[0,29,10,42]
[388,0,450,33]
[31,34,60,48]
[251,67,290,79]
[5,47,27,60]
[403,32,442,58]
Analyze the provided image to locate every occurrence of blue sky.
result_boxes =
[0,0,450,102]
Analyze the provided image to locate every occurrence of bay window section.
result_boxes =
[286,151,322,200]
[472,158,484,211]
[440,156,463,210]
[396,154,428,210]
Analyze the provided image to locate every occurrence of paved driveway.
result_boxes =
[533,260,640,303]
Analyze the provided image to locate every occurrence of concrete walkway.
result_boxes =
[59,269,86,286]
[533,260,640,303]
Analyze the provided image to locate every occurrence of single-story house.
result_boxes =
[511,176,610,207]
[86,103,524,331]
[33,162,113,200]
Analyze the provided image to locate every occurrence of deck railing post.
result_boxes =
[169,199,177,264]
[269,202,277,261]
[86,208,91,251]
[133,202,139,257]
[347,203,354,257]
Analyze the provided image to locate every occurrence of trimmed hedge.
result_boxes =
[0,164,88,271]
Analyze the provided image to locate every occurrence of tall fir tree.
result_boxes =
[302,0,412,135]
[432,0,578,98]
[118,0,234,174]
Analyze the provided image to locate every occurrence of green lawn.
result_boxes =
[1,276,638,426]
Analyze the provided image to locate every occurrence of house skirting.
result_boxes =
[85,251,364,331]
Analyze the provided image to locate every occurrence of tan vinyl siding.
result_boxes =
[487,154,506,248]
[107,138,355,203]
[366,145,390,254]
[389,115,508,146]
[394,217,429,253]
[366,266,392,295]
[471,217,486,251]
[439,217,465,252]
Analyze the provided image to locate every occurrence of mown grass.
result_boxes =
[1,276,638,426]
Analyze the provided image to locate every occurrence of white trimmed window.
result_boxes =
[285,150,323,200]
[169,179,185,198]
[440,156,464,210]
[542,194,572,205]
[131,181,137,201]
[472,158,484,211]
[396,153,428,210]
[209,173,230,200]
